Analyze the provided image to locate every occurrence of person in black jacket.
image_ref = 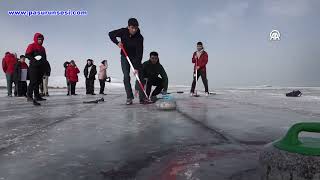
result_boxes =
[84,59,97,95]
[13,55,29,97]
[142,51,168,100]
[63,61,71,95]
[40,60,51,96]
[108,18,147,105]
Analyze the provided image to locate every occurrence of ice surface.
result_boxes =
[0,87,319,180]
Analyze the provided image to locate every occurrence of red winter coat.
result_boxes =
[192,51,208,72]
[66,65,80,83]
[25,33,47,65]
[2,53,17,75]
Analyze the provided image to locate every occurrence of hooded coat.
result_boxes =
[2,52,17,75]
[25,33,47,66]
[25,32,51,79]
[66,65,80,83]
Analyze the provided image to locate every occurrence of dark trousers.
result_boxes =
[99,79,106,94]
[17,81,27,96]
[70,82,76,95]
[27,67,42,99]
[146,77,164,97]
[66,78,70,95]
[85,78,95,94]
[191,69,209,93]
[121,56,144,100]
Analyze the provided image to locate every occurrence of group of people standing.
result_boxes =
[2,53,28,97]
[2,32,109,106]
[63,59,109,96]
[2,17,209,106]
[2,34,51,101]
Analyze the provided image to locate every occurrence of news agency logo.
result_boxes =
[270,30,280,41]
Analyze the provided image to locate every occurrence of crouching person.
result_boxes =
[142,51,168,101]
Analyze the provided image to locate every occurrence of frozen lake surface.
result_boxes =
[0,87,319,180]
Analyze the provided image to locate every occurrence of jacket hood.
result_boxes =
[5,52,15,59]
[33,33,44,44]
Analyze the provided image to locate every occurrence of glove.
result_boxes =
[35,55,42,61]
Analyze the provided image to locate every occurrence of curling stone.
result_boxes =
[259,122,320,180]
[156,95,177,110]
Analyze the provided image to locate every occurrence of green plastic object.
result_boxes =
[274,122,320,156]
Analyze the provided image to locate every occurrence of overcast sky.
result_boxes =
[1,0,319,87]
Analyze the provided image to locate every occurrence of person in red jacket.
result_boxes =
[190,42,209,96]
[2,52,17,97]
[25,33,49,105]
[66,60,80,95]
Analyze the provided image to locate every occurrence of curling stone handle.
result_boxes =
[280,122,320,146]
